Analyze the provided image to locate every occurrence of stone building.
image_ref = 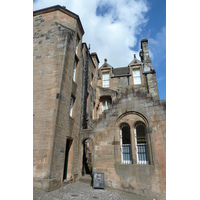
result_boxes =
[33,5,166,200]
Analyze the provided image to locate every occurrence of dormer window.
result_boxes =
[133,69,141,85]
[102,73,109,87]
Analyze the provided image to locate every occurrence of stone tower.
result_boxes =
[140,39,159,100]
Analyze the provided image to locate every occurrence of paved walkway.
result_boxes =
[33,181,153,200]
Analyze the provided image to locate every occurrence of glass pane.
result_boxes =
[133,69,140,76]
[102,101,105,111]
[137,145,147,162]
[122,126,131,144]
[122,144,132,163]
[69,98,74,116]
[136,125,146,143]
[73,61,77,81]
[103,73,109,80]
[134,77,141,84]
[103,80,109,87]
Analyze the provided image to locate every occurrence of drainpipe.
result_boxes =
[82,44,90,129]
[145,73,149,93]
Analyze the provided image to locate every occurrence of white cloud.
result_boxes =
[33,0,149,67]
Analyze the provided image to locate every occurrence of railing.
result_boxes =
[121,144,132,164]
[137,144,149,164]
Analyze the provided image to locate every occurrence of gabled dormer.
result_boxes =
[128,54,143,67]
[98,59,113,88]
[128,54,143,86]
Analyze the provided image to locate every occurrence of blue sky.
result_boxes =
[33,0,166,100]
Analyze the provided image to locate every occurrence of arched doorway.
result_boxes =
[63,138,73,181]
[82,138,93,177]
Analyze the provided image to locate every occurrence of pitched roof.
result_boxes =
[112,67,130,76]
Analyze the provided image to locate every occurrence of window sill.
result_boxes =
[69,115,75,123]
[115,163,153,167]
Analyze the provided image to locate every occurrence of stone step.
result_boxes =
[79,174,92,184]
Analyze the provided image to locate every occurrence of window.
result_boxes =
[75,35,80,55]
[69,96,75,117]
[120,124,132,164]
[73,59,77,82]
[102,73,109,87]
[100,96,111,113]
[135,123,148,164]
[133,69,141,85]
[91,73,94,86]
[102,100,110,112]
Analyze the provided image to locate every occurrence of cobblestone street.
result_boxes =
[33,182,153,200]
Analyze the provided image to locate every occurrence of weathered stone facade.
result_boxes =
[33,5,85,191]
[33,5,166,200]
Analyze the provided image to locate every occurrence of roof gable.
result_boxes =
[99,59,113,70]
[128,54,142,66]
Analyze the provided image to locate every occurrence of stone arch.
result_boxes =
[115,110,149,128]
[114,111,153,164]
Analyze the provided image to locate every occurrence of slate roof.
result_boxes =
[112,67,130,76]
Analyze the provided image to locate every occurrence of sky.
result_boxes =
[33,0,166,100]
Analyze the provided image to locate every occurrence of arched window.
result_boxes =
[120,124,132,164]
[135,123,149,164]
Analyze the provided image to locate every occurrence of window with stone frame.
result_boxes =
[75,35,80,55]
[134,123,149,164]
[100,96,111,112]
[102,100,110,111]
[73,58,78,82]
[102,73,110,87]
[133,68,141,85]
[120,124,133,164]
[91,73,94,86]
[69,96,75,117]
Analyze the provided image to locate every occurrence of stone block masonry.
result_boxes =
[33,5,165,200]
[33,6,85,191]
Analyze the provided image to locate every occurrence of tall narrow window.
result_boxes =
[75,35,80,55]
[133,69,141,85]
[69,97,75,117]
[91,73,94,86]
[120,124,132,164]
[102,73,109,87]
[73,59,77,82]
[135,123,149,164]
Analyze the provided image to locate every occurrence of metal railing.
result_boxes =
[121,144,132,164]
[137,144,149,164]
